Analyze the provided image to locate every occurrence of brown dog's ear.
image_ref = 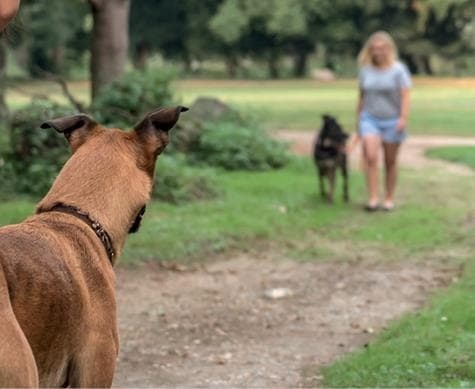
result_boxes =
[134,106,188,134]
[40,114,97,152]
[134,106,188,176]
[134,105,188,151]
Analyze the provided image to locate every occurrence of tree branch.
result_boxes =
[34,67,86,112]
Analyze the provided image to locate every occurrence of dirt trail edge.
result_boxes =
[113,134,467,388]
[114,257,456,388]
[276,131,475,176]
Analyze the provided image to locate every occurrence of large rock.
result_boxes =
[172,97,241,152]
[311,68,336,81]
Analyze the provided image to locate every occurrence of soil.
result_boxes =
[114,256,457,388]
[113,134,470,387]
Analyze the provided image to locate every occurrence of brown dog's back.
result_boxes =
[0,259,38,387]
[0,212,117,387]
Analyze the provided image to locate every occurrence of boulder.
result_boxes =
[311,68,336,81]
[172,97,241,152]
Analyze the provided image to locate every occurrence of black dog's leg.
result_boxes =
[341,155,349,203]
[328,168,335,204]
[318,167,326,199]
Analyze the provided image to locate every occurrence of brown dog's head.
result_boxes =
[36,106,188,254]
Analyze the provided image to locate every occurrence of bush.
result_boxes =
[170,96,243,154]
[5,99,74,197]
[91,69,174,128]
[153,154,220,204]
[189,121,291,171]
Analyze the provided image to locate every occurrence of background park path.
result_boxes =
[113,134,471,387]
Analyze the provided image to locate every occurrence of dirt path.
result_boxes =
[113,134,470,387]
[114,256,456,388]
[276,131,475,176]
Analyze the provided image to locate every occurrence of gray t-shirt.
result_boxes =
[359,61,412,119]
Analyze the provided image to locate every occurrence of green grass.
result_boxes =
[427,146,475,170]
[1,157,475,387]
[6,78,475,135]
[2,78,475,386]
[1,158,472,264]
[111,159,357,263]
[323,261,475,387]
[321,148,475,388]
[174,78,475,135]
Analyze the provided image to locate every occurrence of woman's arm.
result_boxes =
[0,0,19,31]
[357,88,364,115]
[347,88,363,153]
[396,87,410,131]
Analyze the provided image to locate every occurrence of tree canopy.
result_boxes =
[5,0,475,82]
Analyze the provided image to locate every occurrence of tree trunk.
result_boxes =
[133,41,150,70]
[89,0,130,101]
[292,51,308,78]
[225,55,238,78]
[0,37,9,120]
[422,55,433,75]
[403,54,419,74]
[51,46,65,75]
[267,50,280,79]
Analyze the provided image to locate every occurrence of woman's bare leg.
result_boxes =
[382,142,401,207]
[362,135,381,206]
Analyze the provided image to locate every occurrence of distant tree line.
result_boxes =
[2,0,475,100]
[130,0,475,78]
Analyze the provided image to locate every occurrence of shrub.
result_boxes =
[170,96,243,154]
[91,69,174,128]
[153,154,220,204]
[5,99,74,197]
[0,159,16,199]
[189,121,291,171]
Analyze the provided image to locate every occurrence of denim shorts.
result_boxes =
[359,111,407,143]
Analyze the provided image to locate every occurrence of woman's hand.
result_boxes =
[396,117,407,133]
[345,133,360,154]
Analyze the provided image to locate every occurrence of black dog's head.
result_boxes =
[319,114,348,146]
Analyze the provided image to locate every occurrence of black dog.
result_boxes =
[313,115,349,203]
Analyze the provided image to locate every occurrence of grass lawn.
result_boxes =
[175,78,475,135]
[2,79,475,386]
[5,77,475,136]
[1,155,474,386]
[323,260,475,387]
[322,149,475,387]
[426,146,475,170]
[1,158,471,264]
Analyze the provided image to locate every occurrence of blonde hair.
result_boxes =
[357,31,398,67]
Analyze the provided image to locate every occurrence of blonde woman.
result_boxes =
[354,31,411,211]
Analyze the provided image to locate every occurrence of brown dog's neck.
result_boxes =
[39,203,116,264]
[37,203,147,265]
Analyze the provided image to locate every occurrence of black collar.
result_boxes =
[41,204,147,264]
[47,204,116,263]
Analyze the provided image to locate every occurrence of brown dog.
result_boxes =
[0,106,187,387]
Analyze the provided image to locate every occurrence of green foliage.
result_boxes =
[190,121,291,171]
[153,154,220,204]
[209,0,247,44]
[129,0,222,67]
[15,0,90,77]
[91,70,175,128]
[4,99,74,197]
